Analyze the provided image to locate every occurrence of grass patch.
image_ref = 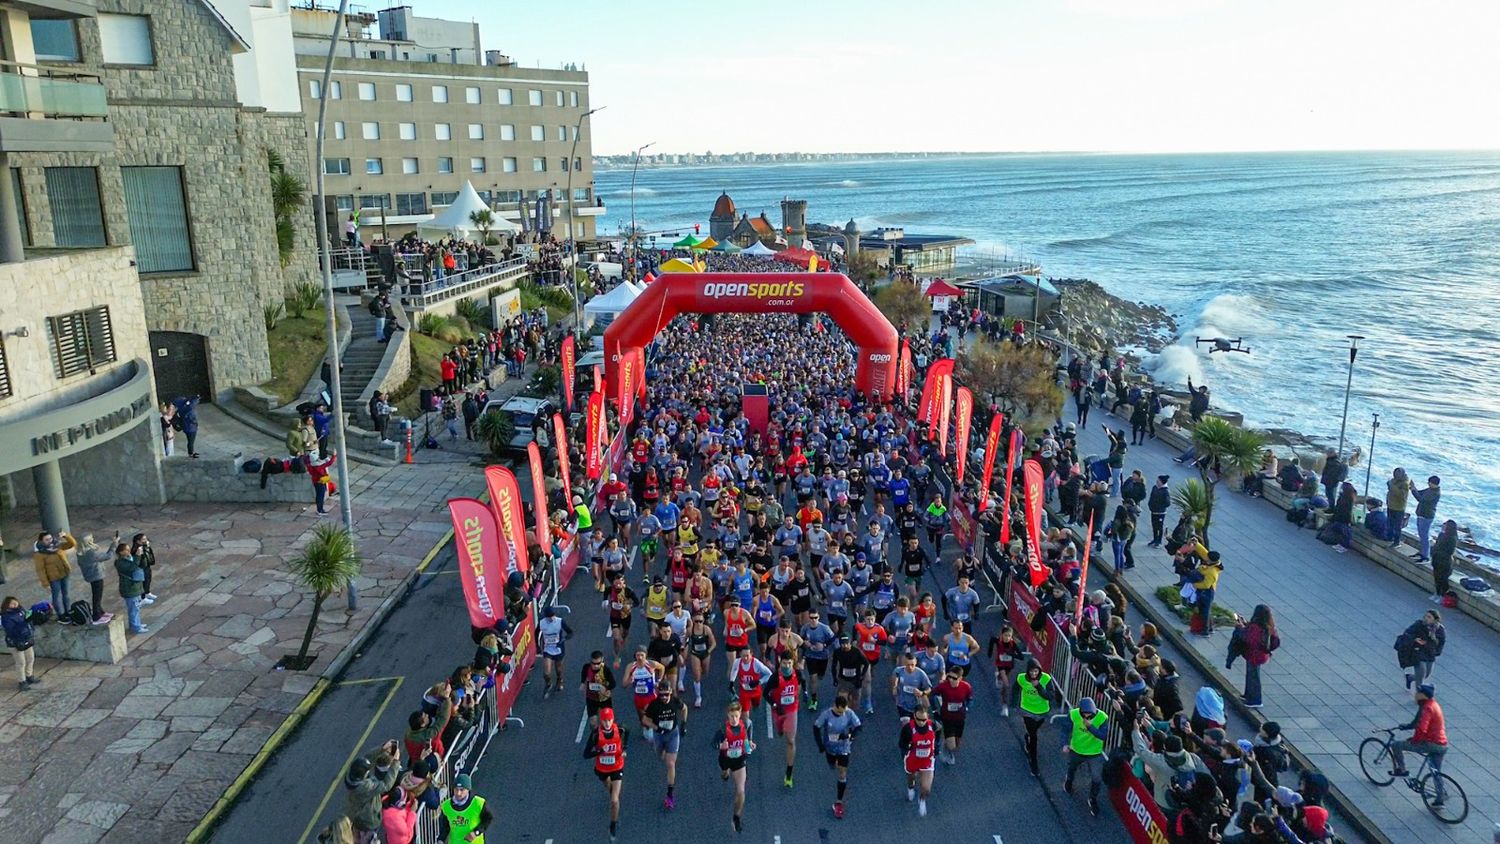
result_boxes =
[263,317,326,405]
[1153,585,1239,627]
[392,331,452,419]
[519,280,576,326]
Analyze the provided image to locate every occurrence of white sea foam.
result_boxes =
[1146,293,1265,385]
[838,179,862,188]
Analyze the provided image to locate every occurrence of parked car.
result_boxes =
[480,396,555,452]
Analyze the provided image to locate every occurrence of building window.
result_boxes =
[48,306,115,378]
[309,79,323,99]
[497,189,521,204]
[359,194,388,211]
[502,157,517,173]
[334,121,346,140]
[395,193,427,215]
[465,86,481,104]
[365,158,383,175]
[10,169,30,247]
[530,125,544,142]
[569,91,579,108]
[399,122,416,140]
[573,187,590,202]
[500,124,515,141]
[432,85,448,103]
[401,157,419,175]
[560,158,569,173]
[470,157,486,173]
[437,157,453,174]
[44,167,106,247]
[358,82,376,101]
[323,158,351,175]
[467,123,484,140]
[330,81,341,99]
[554,90,563,107]
[361,122,379,140]
[121,166,193,274]
[333,195,354,212]
[435,123,451,141]
[558,126,567,142]
[98,14,154,66]
[477,190,493,206]
[431,191,457,206]
[498,88,512,105]
[574,157,582,171]
[528,89,542,106]
[396,83,413,102]
[0,337,11,399]
[369,50,387,61]
[30,19,80,62]
[571,125,579,141]
[532,157,545,172]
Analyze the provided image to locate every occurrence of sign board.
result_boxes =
[490,288,522,328]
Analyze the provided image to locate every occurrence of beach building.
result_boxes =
[0,0,320,530]
[858,227,973,273]
[964,274,1061,321]
[290,3,604,240]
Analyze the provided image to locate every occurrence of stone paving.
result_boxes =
[0,364,540,843]
[1076,402,1500,843]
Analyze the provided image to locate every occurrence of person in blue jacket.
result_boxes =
[172,395,201,458]
[1,596,39,690]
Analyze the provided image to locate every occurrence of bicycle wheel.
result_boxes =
[1420,772,1469,824]
[1357,737,1394,785]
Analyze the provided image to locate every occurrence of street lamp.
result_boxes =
[1336,335,1364,459]
[629,142,655,283]
[311,0,358,610]
[565,105,604,328]
[1363,412,1380,501]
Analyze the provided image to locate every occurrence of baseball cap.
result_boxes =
[598,706,615,720]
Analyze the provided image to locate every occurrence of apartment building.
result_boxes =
[290,4,604,240]
[0,0,318,529]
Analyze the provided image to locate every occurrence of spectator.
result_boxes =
[1318,449,1346,503]
[1230,605,1278,709]
[1397,609,1445,690]
[76,533,115,624]
[172,395,201,458]
[380,786,416,844]
[114,542,148,634]
[31,531,75,621]
[1,596,39,690]
[1410,475,1441,561]
[342,742,402,843]
[1384,467,1410,547]
[1429,520,1458,603]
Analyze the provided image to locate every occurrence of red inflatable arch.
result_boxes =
[602,272,899,402]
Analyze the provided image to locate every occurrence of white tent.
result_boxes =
[418,181,520,236]
[743,241,775,257]
[583,280,641,330]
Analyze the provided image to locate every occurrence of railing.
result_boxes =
[0,61,107,120]
[397,256,527,311]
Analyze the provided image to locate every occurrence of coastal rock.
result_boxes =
[1054,279,1177,357]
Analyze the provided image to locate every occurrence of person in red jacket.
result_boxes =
[439,355,458,392]
[305,449,337,515]
[380,786,416,844]
[1237,604,1279,709]
[1390,683,1448,804]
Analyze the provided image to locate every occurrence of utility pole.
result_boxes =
[1336,335,1364,459]
[564,106,604,328]
[629,142,654,283]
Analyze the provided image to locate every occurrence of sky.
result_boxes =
[418,0,1500,155]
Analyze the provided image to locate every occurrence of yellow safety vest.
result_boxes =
[1069,709,1107,757]
[1017,672,1053,715]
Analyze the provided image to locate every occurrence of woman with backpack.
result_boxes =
[1397,609,1445,690]
[1229,604,1279,709]
[1430,520,1458,602]
[1,596,39,690]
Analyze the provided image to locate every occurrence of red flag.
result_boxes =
[1022,459,1048,587]
[979,412,1005,512]
[560,335,576,411]
[897,339,913,399]
[635,348,648,399]
[483,466,532,578]
[447,497,507,630]
[1075,513,1096,622]
[954,387,973,485]
[585,391,606,480]
[917,358,954,434]
[593,363,603,393]
[937,374,953,457]
[617,350,637,427]
[526,442,550,552]
[552,412,573,508]
[1000,429,1022,543]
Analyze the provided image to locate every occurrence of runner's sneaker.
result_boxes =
[833,801,844,820]
[784,774,793,788]
[918,798,927,817]
[907,786,916,802]
[664,795,675,810]
[1089,797,1099,816]
[732,815,742,833]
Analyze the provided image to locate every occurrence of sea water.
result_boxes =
[595,151,1500,550]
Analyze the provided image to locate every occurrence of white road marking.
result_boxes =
[993,836,1004,844]
[775,837,782,844]
[575,709,588,743]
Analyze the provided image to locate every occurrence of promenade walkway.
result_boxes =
[1074,402,1500,843]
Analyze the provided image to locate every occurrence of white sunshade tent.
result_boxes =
[418,181,520,236]
[743,241,775,257]
[583,279,641,330]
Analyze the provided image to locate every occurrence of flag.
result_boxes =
[617,350,637,427]
[979,412,1005,512]
[447,497,506,630]
[560,335,576,410]
[917,358,954,434]
[954,387,974,485]
[1075,514,1095,621]
[897,339,912,399]
[483,466,532,578]
[1022,459,1048,587]
[585,391,606,480]
[1000,429,1022,543]
[593,364,602,393]
[552,412,573,508]
[526,442,550,552]
[937,374,953,457]
[635,348,648,399]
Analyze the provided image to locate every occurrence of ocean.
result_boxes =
[594,151,1500,551]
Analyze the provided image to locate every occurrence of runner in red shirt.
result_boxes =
[766,652,803,788]
[722,598,754,654]
[583,707,627,841]
[729,648,772,715]
[852,610,889,713]
[715,700,757,834]
[932,667,973,766]
[899,706,943,817]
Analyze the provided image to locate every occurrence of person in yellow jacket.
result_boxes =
[1051,695,1110,816]
[32,531,76,621]
[438,773,493,843]
[1189,551,1225,633]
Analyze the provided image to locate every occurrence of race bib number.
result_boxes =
[727,747,743,759]
[915,747,931,759]
[635,681,650,694]
[781,690,796,706]
[947,702,963,712]
[599,754,616,766]
[862,642,878,653]
[588,682,604,692]
[658,719,675,733]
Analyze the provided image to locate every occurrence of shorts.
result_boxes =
[904,575,923,587]
[641,538,659,555]
[595,769,624,782]
[805,657,829,677]
[940,718,966,739]
[772,708,798,736]
[633,693,654,713]
[719,754,747,772]
[738,690,764,711]
[905,754,936,774]
[610,616,632,634]
[542,648,564,663]
[825,752,850,769]
[586,696,613,716]
[949,662,970,677]
[756,626,777,645]
[651,729,681,755]
[725,639,749,654]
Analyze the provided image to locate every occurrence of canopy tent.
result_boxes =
[742,241,775,257]
[690,236,718,250]
[923,279,963,297]
[418,181,519,236]
[773,246,819,266]
[659,257,703,273]
[583,279,642,330]
[671,234,705,248]
[711,240,742,254]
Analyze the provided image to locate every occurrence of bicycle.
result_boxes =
[1358,728,1468,824]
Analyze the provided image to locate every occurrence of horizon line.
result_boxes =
[594,146,1500,159]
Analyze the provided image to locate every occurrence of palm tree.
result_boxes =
[1171,478,1211,535]
[267,150,307,268]
[469,209,495,245]
[287,524,363,669]
[1187,417,1265,546]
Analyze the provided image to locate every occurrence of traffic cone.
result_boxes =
[404,426,414,464]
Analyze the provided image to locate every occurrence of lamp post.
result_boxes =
[629,142,655,283]
[312,0,358,610]
[1363,412,1380,501]
[1336,335,1364,460]
[565,105,604,328]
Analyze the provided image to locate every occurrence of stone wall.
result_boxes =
[244,108,319,301]
[6,420,166,509]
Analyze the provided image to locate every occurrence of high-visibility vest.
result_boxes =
[1068,708,1107,757]
[440,796,486,844]
[1017,673,1053,716]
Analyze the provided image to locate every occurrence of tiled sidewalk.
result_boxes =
[1074,406,1499,843]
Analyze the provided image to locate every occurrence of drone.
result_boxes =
[1196,337,1251,355]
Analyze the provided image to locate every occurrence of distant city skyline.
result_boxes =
[418,0,1500,155]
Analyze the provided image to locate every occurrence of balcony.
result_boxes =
[0,61,113,154]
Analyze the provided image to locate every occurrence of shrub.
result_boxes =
[476,409,516,457]
[263,301,284,331]
[455,296,489,328]
[525,364,561,398]
[286,281,321,319]
[417,313,449,336]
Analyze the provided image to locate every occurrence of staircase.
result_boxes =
[338,301,387,427]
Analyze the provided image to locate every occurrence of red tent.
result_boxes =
[923,279,963,297]
[773,246,818,266]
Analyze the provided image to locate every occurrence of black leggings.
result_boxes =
[1023,715,1044,772]
[143,565,153,596]
[90,578,105,621]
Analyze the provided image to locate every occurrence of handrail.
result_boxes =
[399,257,527,310]
[0,60,108,121]
[0,59,104,84]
